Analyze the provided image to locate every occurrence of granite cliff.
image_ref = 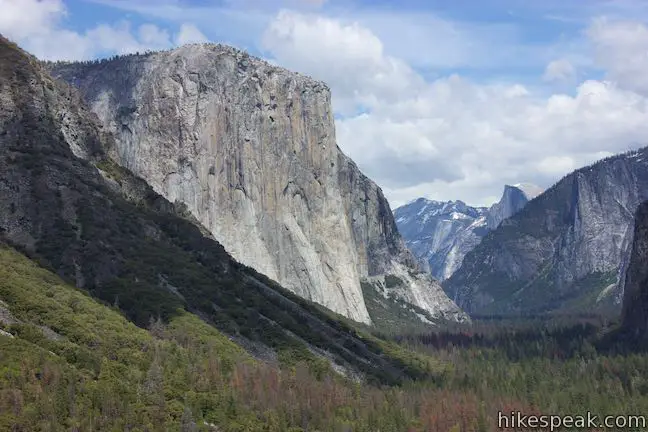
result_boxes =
[48,44,465,325]
[395,183,541,281]
[0,35,438,383]
[486,183,543,230]
[444,149,648,315]
[621,201,648,339]
[395,199,489,281]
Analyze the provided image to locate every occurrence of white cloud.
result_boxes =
[139,23,172,48]
[176,23,208,45]
[588,17,648,96]
[90,0,581,74]
[543,59,577,82]
[536,156,575,176]
[82,21,173,56]
[0,0,94,59]
[0,0,206,60]
[354,12,556,71]
[261,10,424,115]
[262,11,648,207]
[0,0,63,39]
[85,0,268,54]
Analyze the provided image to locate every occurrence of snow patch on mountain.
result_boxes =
[395,183,542,281]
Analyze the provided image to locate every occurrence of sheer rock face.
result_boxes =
[395,199,489,282]
[622,201,648,337]
[1,37,451,381]
[394,184,541,282]
[486,184,538,230]
[445,149,648,315]
[49,44,465,324]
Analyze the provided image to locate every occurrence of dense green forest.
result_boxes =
[2,243,648,431]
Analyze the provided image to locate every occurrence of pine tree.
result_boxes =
[180,406,198,432]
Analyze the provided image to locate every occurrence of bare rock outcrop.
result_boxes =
[445,150,648,315]
[49,44,465,324]
[622,201,648,337]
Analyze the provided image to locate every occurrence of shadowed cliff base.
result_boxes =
[0,34,438,386]
[47,43,466,326]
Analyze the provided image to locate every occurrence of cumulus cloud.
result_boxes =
[5,1,648,208]
[262,11,648,206]
[0,0,93,59]
[588,17,648,96]
[0,0,63,39]
[261,10,424,115]
[0,0,207,60]
[82,21,173,56]
[543,59,577,82]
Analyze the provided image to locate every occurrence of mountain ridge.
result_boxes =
[48,43,466,325]
[444,148,648,315]
[395,183,541,281]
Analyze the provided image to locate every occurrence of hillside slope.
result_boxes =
[0,241,456,430]
[0,35,433,386]
[0,242,249,430]
[445,149,648,315]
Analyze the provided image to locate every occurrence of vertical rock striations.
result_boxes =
[394,183,541,282]
[621,201,648,338]
[486,183,542,230]
[445,149,648,315]
[49,44,465,324]
[0,36,447,381]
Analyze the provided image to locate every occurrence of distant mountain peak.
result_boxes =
[395,182,537,281]
[446,148,648,316]
[486,183,537,230]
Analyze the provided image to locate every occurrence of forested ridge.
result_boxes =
[2,242,648,431]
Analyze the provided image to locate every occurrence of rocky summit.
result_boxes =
[445,150,648,315]
[395,183,541,281]
[48,44,466,325]
[486,183,543,230]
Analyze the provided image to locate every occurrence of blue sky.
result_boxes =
[36,0,585,82]
[3,0,648,206]
[64,0,599,80]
